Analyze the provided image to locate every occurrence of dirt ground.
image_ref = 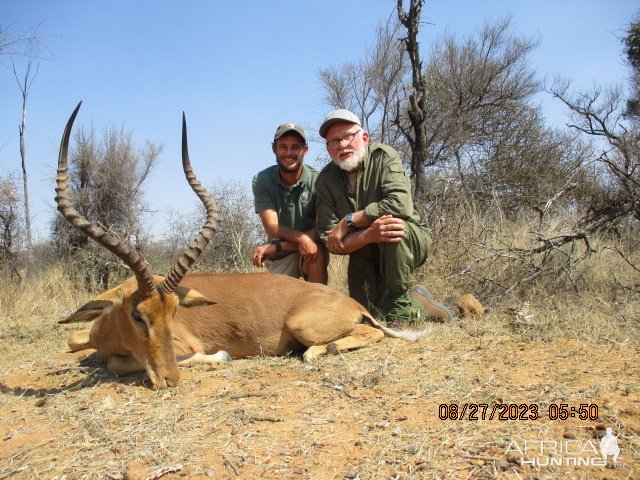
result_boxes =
[1,328,638,479]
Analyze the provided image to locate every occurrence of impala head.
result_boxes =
[56,102,219,389]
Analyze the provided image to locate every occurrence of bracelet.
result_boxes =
[270,237,283,253]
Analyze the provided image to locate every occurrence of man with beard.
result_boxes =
[315,109,451,322]
[252,123,327,284]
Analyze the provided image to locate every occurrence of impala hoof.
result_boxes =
[215,350,232,363]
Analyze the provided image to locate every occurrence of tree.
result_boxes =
[164,180,261,272]
[396,0,430,198]
[397,6,541,205]
[51,125,162,289]
[3,24,51,272]
[0,175,22,279]
[624,11,640,118]
[12,51,38,263]
[319,14,408,147]
[549,80,640,229]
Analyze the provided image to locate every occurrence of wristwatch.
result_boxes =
[345,212,356,232]
[270,237,283,253]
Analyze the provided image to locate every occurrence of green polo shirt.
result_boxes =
[315,142,428,243]
[252,164,319,234]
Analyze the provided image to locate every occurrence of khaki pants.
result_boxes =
[266,252,305,279]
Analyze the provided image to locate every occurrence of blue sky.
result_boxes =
[1,1,636,240]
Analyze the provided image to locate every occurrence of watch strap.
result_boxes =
[270,237,283,253]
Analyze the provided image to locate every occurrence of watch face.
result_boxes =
[346,213,355,230]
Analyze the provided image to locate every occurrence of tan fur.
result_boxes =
[62,272,419,389]
[457,293,485,318]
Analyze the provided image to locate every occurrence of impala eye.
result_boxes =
[131,310,146,325]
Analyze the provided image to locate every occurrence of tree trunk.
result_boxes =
[13,58,37,269]
[397,0,428,202]
[19,115,33,263]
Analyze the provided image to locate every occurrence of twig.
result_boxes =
[223,457,239,476]
[47,366,96,375]
[461,454,500,462]
[0,467,30,480]
[229,391,272,400]
[146,463,182,480]
[382,339,400,376]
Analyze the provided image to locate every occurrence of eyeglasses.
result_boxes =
[326,129,362,149]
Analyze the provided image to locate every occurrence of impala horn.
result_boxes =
[159,113,219,294]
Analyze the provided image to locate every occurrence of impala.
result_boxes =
[57,103,425,389]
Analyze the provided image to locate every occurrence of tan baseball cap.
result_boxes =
[273,123,306,143]
[319,109,361,138]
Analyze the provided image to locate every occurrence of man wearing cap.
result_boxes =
[315,108,452,322]
[251,123,328,284]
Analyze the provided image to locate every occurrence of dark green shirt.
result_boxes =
[315,142,428,243]
[252,164,319,233]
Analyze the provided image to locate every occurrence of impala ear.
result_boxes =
[174,285,216,307]
[59,300,117,324]
[59,285,125,324]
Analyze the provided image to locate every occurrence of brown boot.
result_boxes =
[410,285,453,321]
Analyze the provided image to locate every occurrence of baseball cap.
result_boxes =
[319,109,361,138]
[273,123,306,143]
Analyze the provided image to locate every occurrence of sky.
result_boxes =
[1,0,637,241]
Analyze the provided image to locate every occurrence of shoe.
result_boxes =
[410,285,453,321]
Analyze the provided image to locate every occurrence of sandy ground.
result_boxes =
[1,331,638,479]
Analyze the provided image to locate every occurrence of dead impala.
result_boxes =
[56,103,424,389]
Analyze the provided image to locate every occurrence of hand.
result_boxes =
[252,244,274,267]
[364,215,404,244]
[297,234,318,262]
[326,218,349,254]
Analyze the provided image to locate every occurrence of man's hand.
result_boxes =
[326,218,349,254]
[325,214,405,254]
[364,215,405,244]
[252,244,274,267]
[297,233,318,262]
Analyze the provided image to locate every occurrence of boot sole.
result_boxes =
[410,285,453,321]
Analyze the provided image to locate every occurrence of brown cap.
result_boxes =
[273,123,306,143]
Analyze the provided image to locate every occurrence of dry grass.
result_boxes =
[1,331,638,479]
[0,266,84,366]
[0,217,639,479]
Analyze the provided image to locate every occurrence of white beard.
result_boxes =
[333,144,366,172]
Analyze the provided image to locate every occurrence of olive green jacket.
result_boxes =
[315,142,428,244]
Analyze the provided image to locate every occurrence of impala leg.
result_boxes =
[302,324,384,362]
[107,351,232,376]
[68,329,91,352]
[176,351,232,366]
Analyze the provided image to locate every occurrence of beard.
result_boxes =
[277,156,303,174]
[333,144,366,172]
